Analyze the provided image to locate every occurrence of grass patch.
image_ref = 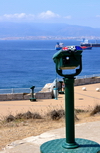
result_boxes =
[0,108,81,126]
[1,106,100,128]
[0,106,100,150]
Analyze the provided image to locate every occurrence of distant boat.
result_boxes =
[81,39,100,47]
[55,42,63,50]
[81,46,92,50]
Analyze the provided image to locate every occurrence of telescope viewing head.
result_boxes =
[53,46,83,78]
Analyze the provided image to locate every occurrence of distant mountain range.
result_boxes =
[0,22,100,38]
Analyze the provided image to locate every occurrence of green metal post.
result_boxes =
[30,86,36,102]
[62,77,78,149]
[31,88,34,98]
[55,78,58,100]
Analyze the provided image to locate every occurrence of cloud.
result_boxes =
[38,10,60,19]
[96,15,100,18]
[64,15,71,19]
[4,13,26,19]
[1,13,35,21]
[0,11,71,22]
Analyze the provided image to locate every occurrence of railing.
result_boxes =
[0,74,100,94]
[76,74,100,79]
[0,87,42,94]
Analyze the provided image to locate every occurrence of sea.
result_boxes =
[0,40,100,91]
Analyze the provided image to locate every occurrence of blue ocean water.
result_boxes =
[0,40,100,89]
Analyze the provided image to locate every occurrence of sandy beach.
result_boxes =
[0,83,100,118]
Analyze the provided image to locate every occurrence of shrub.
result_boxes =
[6,115,15,122]
[90,105,100,116]
[15,111,42,120]
[32,113,42,119]
[47,109,65,120]
[23,111,33,119]
[15,113,25,119]
[75,109,86,114]
[4,111,43,123]
[74,112,79,121]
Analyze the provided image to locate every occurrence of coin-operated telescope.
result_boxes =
[53,46,82,77]
[53,46,83,149]
[40,46,100,152]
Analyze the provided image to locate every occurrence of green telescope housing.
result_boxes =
[53,50,82,70]
[53,46,83,77]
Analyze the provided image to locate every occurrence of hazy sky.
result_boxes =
[0,0,100,28]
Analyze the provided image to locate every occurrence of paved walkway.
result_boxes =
[0,121,100,153]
